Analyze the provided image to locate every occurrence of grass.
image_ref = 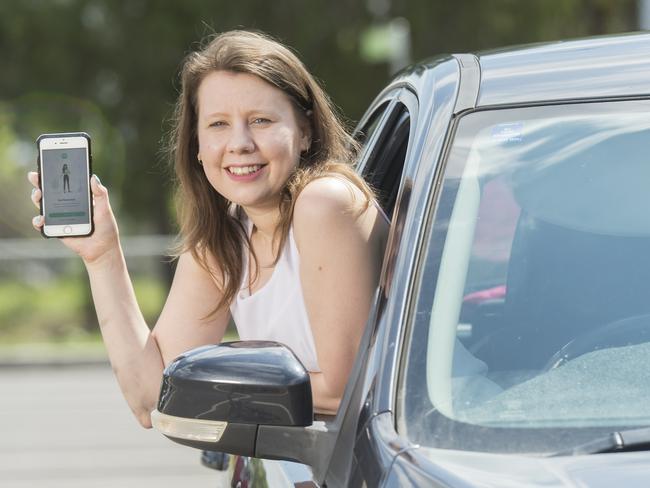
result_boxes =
[0,272,238,361]
[0,273,166,344]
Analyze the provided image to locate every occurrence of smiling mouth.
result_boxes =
[226,164,265,176]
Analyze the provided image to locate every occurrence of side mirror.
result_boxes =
[152,341,313,456]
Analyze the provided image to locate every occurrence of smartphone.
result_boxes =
[36,132,94,238]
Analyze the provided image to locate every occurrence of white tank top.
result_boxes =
[230,219,321,372]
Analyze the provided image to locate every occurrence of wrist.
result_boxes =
[83,244,124,272]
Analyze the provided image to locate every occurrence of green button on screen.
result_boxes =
[48,212,86,217]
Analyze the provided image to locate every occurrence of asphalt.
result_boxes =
[1,364,223,487]
[0,356,109,368]
[0,346,109,369]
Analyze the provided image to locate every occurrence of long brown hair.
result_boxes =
[169,30,374,315]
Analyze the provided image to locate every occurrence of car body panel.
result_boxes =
[477,33,650,107]
[222,32,650,487]
[351,412,412,487]
[387,447,650,488]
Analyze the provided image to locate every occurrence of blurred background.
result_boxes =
[0,0,647,359]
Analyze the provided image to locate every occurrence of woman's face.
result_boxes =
[196,70,311,212]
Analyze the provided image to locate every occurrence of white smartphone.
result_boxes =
[37,132,94,238]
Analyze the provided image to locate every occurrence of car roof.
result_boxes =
[475,32,650,107]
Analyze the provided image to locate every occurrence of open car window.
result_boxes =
[357,96,413,220]
[399,99,650,453]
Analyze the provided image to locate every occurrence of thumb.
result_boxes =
[90,174,108,198]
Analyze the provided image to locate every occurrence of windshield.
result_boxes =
[399,100,650,453]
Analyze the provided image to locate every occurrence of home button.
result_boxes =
[63,226,73,235]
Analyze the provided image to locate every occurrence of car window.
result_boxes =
[398,99,650,453]
[354,101,390,147]
[358,101,412,219]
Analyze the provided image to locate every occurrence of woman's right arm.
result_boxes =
[28,172,230,428]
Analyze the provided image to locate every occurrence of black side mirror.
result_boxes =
[152,341,313,456]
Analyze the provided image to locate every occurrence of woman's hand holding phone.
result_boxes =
[28,171,121,265]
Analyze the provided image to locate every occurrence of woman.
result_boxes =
[28,30,388,426]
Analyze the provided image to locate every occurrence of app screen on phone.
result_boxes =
[41,148,90,225]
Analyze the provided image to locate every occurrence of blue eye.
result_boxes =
[252,118,271,125]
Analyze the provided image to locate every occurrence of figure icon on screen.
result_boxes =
[62,163,71,193]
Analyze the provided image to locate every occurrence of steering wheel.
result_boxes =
[543,313,650,371]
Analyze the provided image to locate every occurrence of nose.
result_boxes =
[226,121,255,154]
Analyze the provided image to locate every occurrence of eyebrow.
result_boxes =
[201,112,229,119]
[201,107,282,119]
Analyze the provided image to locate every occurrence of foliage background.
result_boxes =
[0,0,640,347]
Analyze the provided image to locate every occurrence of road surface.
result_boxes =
[0,365,229,487]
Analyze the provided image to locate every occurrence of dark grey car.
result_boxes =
[153,32,650,487]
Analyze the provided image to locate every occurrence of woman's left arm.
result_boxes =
[293,177,388,415]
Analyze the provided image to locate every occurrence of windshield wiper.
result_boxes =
[551,427,650,456]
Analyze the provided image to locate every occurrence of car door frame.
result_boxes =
[348,55,470,487]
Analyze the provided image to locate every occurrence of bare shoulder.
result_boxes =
[293,175,385,250]
[294,176,368,225]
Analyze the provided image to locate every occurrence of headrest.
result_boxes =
[480,121,650,236]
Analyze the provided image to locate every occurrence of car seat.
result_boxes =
[496,211,650,371]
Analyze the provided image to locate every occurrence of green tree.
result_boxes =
[0,0,639,342]
[0,0,638,238]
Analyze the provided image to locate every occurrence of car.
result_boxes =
[151,32,650,487]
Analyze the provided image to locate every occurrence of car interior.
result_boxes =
[407,107,650,434]
[358,104,411,220]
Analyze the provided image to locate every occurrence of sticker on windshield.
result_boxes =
[491,122,523,142]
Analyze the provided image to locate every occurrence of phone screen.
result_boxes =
[41,147,90,225]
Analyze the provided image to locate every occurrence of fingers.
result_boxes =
[90,174,108,198]
[27,171,39,188]
[28,172,43,232]
[31,187,41,209]
[32,214,43,231]
[28,172,41,209]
